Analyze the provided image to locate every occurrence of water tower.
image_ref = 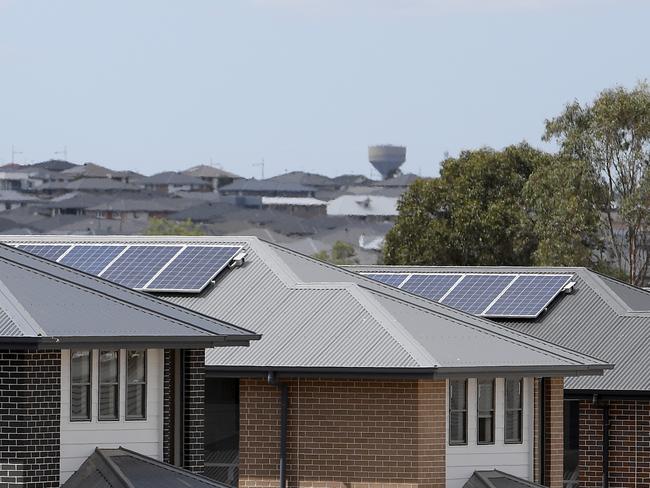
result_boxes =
[368,145,406,180]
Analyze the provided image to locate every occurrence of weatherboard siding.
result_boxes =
[59,348,164,483]
[446,378,534,488]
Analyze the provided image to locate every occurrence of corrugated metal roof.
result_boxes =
[62,448,230,488]
[349,264,650,392]
[0,243,259,348]
[0,307,20,337]
[2,236,609,377]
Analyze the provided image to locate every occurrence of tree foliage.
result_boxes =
[544,82,650,284]
[313,241,359,265]
[384,143,604,268]
[144,217,205,236]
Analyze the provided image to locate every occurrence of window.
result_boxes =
[477,379,495,444]
[99,350,119,420]
[449,379,467,445]
[126,350,147,420]
[70,350,91,421]
[505,378,524,443]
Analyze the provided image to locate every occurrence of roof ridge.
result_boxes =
[293,282,438,368]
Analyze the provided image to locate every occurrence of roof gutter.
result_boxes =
[0,335,258,350]
[206,363,611,379]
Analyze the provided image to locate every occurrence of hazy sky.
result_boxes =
[1,0,649,178]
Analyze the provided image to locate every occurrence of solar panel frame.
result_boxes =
[144,245,242,293]
[400,273,464,302]
[359,273,410,287]
[58,244,128,275]
[99,245,185,290]
[16,244,71,261]
[482,274,573,318]
[440,274,517,315]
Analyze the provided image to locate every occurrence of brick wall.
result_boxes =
[183,349,205,472]
[163,348,173,464]
[543,377,564,488]
[580,399,650,488]
[239,377,446,488]
[0,349,61,488]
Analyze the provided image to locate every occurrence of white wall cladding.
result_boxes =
[446,377,534,488]
[59,348,163,483]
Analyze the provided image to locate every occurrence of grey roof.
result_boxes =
[183,164,241,179]
[87,196,205,213]
[0,190,41,203]
[62,448,230,488]
[32,159,78,172]
[371,173,421,187]
[62,162,129,179]
[464,470,545,488]
[219,179,316,194]
[349,265,650,393]
[267,171,336,188]
[3,236,609,377]
[331,174,373,186]
[144,171,210,186]
[0,243,258,348]
[41,192,114,210]
[39,178,142,192]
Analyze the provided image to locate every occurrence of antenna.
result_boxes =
[253,158,265,179]
[55,145,68,160]
[11,145,23,164]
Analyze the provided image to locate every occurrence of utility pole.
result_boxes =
[55,146,68,160]
[11,145,23,164]
[253,158,265,179]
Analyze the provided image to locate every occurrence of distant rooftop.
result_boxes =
[183,164,241,179]
[144,171,210,186]
[267,171,336,188]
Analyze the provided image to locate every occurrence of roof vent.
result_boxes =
[229,251,247,268]
[562,281,576,294]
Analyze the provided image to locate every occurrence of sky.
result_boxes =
[1,0,649,179]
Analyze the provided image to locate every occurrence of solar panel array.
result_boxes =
[361,272,573,318]
[15,243,242,293]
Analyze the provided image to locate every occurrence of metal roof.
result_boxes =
[62,448,230,488]
[0,243,259,348]
[2,236,609,378]
[349,265,650,392]
[219,179,316,194]
[464,470,545,488]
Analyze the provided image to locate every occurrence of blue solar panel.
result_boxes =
[441,274,516,314]
[17,244,71,260]
[400,274,463,301]
[484,274,572,317]
[362,273,409,287]
[146,246,241,292]
[59,245,127,275]
[100,245,182,289]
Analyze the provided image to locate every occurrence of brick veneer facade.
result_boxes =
[162,348,206,473]
[579,399,650,488]
[239,377,447,488]
[543,377,564,488]
[184,348,206,472]
[0,350,61,488]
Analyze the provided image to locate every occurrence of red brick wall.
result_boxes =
[580,399,650,488]
[239,378,446,488]
[544,377,564,488]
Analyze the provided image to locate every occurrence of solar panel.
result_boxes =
[100,245,183,289]
[400,274,463,301]
[440,274,516,314]
[16,244,71,260]
[360,273,409,287]
[484,274,572,318]
[59,245,127,275]
[145,246,242,292]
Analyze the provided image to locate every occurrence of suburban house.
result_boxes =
[0,242,259,487]
[4,236,611,488]
[183,165,242,190]
[349,265,650,488]
[218,179,317,198]
[142,171,213,193]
